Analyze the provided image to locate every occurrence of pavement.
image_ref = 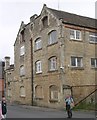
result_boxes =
[8,102,95,113]
[9,103,60,112]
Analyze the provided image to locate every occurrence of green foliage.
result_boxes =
[73,101,96,110]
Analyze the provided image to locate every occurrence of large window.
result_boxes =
[89,33,97,43]
[35,38,42,50]
[20,65,25,76]
[35,60,42,73]
[20,45,25,56]
[70,29,81,40]
[48,30,57,45]
[91,58,97,68]
[49,57,57,71]
[71,56,83,67]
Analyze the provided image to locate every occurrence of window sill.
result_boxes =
[89,41,97,44]
[70,39,82,42]
[47,41,58,47]
[20,55,25,57]
[34,48,42,52]
[49,99,58,102]
[35,72,42,75]
[70,66,84,70]
[91,67,97,69]
[35,97,43,100]
[20,95,26,98]
[20,75,25,77]
[48,69,58,73]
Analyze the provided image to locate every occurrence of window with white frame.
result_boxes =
[89,33,97,43]
[20,45,25,56]
[91,58,97,68]
[20,65,25,76]
[48,30,57,45]
[35,61,42,73]
[49,57,57,71]
[20,86,25,97]
[70,29,81,40]
[35,38,42,50]
[71,56,83,67]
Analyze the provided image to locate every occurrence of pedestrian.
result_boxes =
[1,96,7,119]
[64,94,74,118]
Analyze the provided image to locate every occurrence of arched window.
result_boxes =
[20,86,25,97]
[49,85,59,101]
[35,85,43,99]
[35,60,42,73]
[48,56,57,71]
[35,38,42,50]
[20,45,25,56]
[20,65,25,76]
[42,16,48,28]
[48,30,57,45]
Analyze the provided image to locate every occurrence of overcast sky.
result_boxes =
[0,0,96,64]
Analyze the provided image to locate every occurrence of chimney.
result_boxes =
[30,14,38,22]
[5,56,10,70]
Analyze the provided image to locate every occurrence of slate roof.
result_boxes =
[48,7,97,29]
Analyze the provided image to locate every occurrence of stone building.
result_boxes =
[4,57,14,102]
[5,4,97,108]
[0,61,5,100]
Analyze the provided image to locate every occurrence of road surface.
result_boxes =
[6,104,95,118]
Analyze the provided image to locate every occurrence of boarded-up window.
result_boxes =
[20,86,25,97]
[49,85,59,101]
[35,85,43,99]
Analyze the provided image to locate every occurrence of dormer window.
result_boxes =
[21,30,25,42]
[19,28,25,43]
[42,16,48,28]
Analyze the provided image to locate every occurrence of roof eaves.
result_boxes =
[62,21,97,30]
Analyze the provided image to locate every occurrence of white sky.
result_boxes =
[0,0,96,64]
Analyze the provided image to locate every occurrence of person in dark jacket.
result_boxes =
[1,96,7,119]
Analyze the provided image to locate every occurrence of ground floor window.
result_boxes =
[20,86,26,97]
[35,85,43,99]
[49,85,59,101]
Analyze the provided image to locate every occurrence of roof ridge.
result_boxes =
[47,7,96,20]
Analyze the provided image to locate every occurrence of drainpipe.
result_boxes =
[30,38,33,106]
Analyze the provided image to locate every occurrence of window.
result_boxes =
[35,38,42,50]
[8,89,12,97]
[71,57,83,67]
[89,33,97,43]
[48,30,57,45]
[20,86,25,97]
[20,45,25,56]
[49,57,57,71]
[21,29,25,42]
[42,16,48,27]
[49,85,59,101]
[20,65,25,76]
[35,85,43,99]
[70,29,81,40]
[35,61,42,73]
[91,58,97,68]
